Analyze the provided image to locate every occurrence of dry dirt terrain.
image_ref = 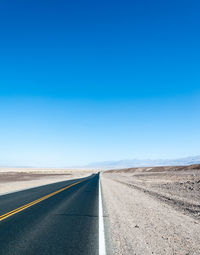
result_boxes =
[0,168,94,195]
[101,164,200,255]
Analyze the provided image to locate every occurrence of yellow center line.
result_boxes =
[0,178,87,222]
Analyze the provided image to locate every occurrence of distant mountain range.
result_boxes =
[1,155,200,170]
[86,155,200,169]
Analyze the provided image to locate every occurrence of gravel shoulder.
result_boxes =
[101,166,200,255]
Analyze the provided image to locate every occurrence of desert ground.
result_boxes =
[0,167,95,195]
[101,164,200,255]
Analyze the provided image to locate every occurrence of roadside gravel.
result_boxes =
[101,175,200,255]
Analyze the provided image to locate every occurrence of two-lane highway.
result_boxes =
[0,174,100,255]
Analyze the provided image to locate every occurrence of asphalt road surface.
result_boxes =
[0,174,99,255]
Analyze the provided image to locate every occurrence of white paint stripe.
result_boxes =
[99,175,106,255]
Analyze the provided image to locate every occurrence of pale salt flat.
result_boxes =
[0,168,95,196]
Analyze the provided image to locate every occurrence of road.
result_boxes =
[0,174,99,255]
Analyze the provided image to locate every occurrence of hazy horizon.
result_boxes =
[1,155,200,169]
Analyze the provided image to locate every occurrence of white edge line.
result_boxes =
[99,173,106,255]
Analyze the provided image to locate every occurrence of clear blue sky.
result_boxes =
[0,0,199,167]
